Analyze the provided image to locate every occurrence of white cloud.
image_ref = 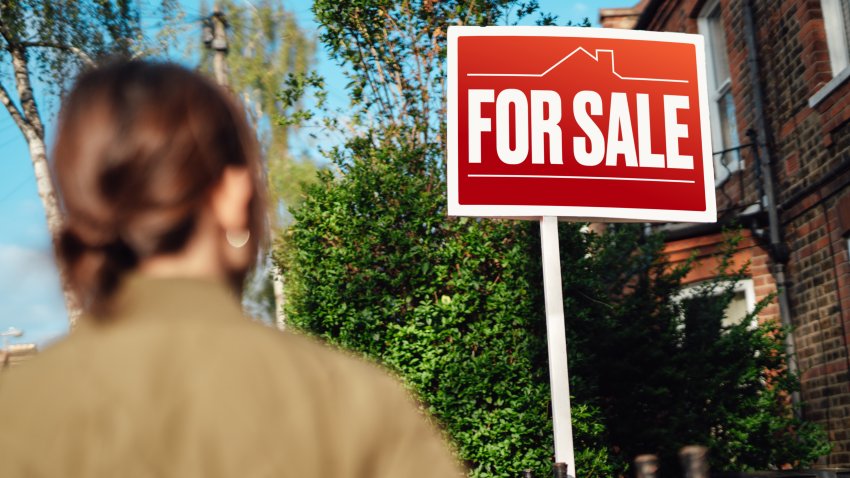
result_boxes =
[0,244,68,348]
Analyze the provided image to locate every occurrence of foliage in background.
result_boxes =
[199,0,318,226]
[312,0,567,153]
[565,226,831,472]
[0,0,181,323]
[195,0,321,323]
[277,136,616,477]
[276,0,829,475]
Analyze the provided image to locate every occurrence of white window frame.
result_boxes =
[811,0,850,106]
[822,0,850,76]
[675,279,757,329]
[698,0,741,185]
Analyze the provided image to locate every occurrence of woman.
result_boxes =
[0,61,462,478]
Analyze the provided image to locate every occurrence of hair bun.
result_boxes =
[58,224,138,316]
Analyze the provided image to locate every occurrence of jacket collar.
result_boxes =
[100,273,244,324]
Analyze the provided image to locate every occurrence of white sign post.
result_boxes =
[540,216,575,476]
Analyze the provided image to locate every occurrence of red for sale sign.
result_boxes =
[447,27,716,223]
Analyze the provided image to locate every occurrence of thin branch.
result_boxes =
[357,34,395,112]
[0,15,16,45]
[18,41,96,67]
[350,31,393,123]
[10,47,45,139]
[379,12,412,114]
[0,81,29,133]
[463,0,479,26]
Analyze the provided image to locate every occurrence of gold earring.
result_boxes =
[226,229,251,248]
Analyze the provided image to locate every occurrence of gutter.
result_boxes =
[742,0,801,409]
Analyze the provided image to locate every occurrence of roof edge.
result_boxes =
[634,0,663,30]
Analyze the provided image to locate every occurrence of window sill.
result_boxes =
[809,67,850,108]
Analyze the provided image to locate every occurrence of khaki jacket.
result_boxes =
[0,275,463,478]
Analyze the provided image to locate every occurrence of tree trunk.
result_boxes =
[273,271,285,330]
[211,7,229,88]
[25,133,60,239]
[25,132,82,325]
[3,46,82,325]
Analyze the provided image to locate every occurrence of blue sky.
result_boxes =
[0,0,636,349]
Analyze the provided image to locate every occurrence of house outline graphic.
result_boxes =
[466,47,689,84]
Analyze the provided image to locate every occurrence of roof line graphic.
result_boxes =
[466,47,689,83]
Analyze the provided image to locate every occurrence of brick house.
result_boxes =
[601,0,850,466]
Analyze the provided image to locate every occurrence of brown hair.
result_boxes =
[53,60,267,316]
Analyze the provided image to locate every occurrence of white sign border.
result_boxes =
[446,26,717,223]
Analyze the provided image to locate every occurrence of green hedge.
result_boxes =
[277,137,616,477]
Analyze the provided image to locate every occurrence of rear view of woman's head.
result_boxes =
[53,61,267,316]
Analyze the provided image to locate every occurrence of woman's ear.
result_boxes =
[210,166,253,232]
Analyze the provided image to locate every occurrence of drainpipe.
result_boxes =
[742,0,800,409]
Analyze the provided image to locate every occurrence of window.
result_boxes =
[810,0,850,106]
[698,0,741,184]
[822,0,850,76]
[847,237,850,268]
[721,281,756,327]
[677,279,756,329]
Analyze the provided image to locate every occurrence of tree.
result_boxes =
[0,0,179,323]
[278,138,616,478]
[199,0,316,222]
[313,0,551,151]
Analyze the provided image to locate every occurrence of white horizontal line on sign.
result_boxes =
[466,47,689,84]
[467,174,696,184]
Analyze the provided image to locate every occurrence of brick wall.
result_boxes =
[664,230,781,325]
[599,0,650,29]
[631,0,850,465]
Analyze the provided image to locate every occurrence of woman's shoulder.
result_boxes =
[0,319,395,434]
[0,319,462,477]
[1,317,397,393]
